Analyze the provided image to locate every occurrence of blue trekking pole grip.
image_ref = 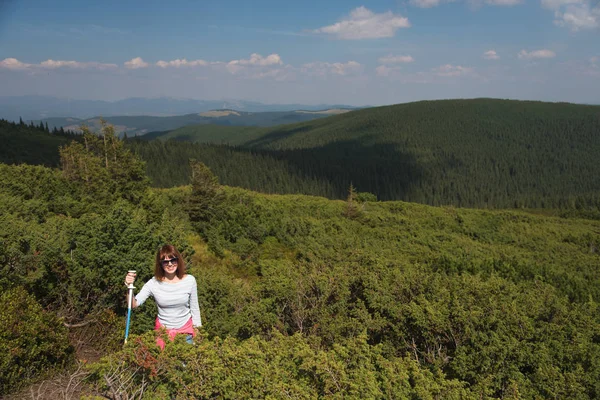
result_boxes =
[124,270,136,345]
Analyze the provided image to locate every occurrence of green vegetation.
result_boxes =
[2,101,600,397]
[126,99,600,210]
[127,140,339,194]
[6,99,600,210]
[144,123,266,144]
[2,124,600,397]
[90,330,476,399]
[0,287,74,394]
[0,118,78,167]
[60,122,149,204]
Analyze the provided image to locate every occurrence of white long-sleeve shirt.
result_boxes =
[135,274,202,329]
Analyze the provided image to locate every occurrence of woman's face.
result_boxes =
[161,254,179,274]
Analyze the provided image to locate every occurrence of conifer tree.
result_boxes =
[188,159,224,234]
[343,182,361,219]
[59,122,149,203]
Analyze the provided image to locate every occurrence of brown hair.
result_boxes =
[154,244,186,281]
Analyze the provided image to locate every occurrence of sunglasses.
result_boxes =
[161,257,179,267]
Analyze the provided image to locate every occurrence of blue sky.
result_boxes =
[0,0,598,106]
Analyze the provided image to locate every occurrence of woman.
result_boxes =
[124,244,202,349]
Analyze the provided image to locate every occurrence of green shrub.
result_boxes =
[88,330,474,399]
[0,286,74,395]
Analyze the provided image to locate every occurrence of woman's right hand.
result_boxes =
[125,271,136,286]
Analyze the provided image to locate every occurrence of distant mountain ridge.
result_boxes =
[35,108,354,136]
[0,95,359,121]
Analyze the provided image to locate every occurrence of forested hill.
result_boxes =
[128,99,600,209]
[3,98,600,209]
[0,119,79,166]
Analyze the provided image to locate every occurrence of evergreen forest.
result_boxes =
[126,99,600,210]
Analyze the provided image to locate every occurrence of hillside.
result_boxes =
[0,119,78,167]
[128,98,600,209]
[1,153,600,398]
[141,124,266,144]
[35,108,353,136]
[3,98,600,209]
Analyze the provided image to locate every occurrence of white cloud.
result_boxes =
[483,50,500,60]
[518,49,556,59]
[1,57,117,71]
[378,54,415,64]
[221,53,283,75]
[0,58,31,70]
[313,6,410,39]
[155,59,208,68]
[541,0,599,31]
[554,5,600,30]
[302,61,363,76]
[41,60,80,68]
[124,57,149,69]
[228,53,283,67]
[432,64,473,76]
[40,59,118,70]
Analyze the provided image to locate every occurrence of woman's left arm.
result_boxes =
[189,276,202,328]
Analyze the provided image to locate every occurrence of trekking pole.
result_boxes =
[124,270,136,345]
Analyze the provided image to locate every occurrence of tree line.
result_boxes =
[0,118,80,167]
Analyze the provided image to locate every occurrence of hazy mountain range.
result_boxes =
[0,95,359,121]
[37,109,354,136]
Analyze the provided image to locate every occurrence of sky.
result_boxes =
[0,0,598,106]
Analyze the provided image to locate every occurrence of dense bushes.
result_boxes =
[0,160,194,391]
[187,259,600,398]
[0,287,74,395]
[89,330,475,399]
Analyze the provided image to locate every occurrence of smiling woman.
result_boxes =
[124,244,202,349]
